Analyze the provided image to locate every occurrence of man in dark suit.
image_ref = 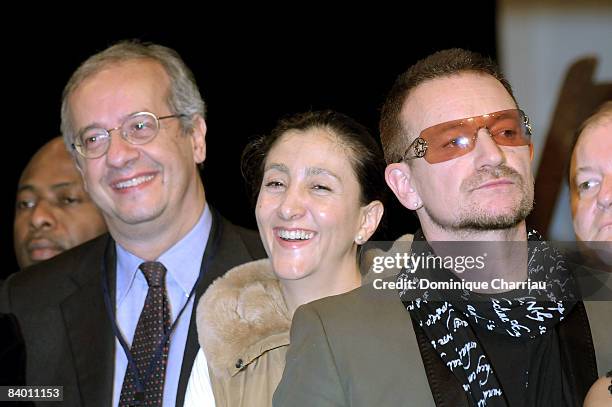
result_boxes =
[274,49,598,406]
[568,101,612,378]
[0,41,265,406]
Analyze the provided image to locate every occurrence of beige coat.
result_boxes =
[195,235,416,406]
[196,259,291,407]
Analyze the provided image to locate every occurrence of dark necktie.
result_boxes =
[119,261,171,407]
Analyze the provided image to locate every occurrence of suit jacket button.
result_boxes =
[235,358,243,369]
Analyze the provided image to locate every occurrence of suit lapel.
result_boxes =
[413,315,468,407]
[61,236,115,407]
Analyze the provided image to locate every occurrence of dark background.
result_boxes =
[2,8,497,279]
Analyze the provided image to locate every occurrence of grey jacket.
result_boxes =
[273,276,599,406]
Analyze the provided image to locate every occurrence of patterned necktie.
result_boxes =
[119,262,171,407]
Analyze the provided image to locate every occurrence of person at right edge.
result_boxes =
[273,49,599,406]
[569,101,612,407]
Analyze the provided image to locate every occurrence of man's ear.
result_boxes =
[73,155,89,192]
[191,115,207,164]
[356,200,384,244]
[385,162,422,210]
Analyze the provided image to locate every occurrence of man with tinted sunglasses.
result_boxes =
[275,49,598,407]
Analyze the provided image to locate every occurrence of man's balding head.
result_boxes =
[569,102,612,243]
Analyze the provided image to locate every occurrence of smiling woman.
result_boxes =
[184,110,387,407]
[254,127,379,300]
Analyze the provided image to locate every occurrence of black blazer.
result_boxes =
[0,313,25,385]
[0,208,265,407]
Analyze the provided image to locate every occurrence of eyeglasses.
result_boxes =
[71,111,186,159]
[399,109,533,164]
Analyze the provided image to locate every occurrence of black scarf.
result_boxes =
[398,230,576,406]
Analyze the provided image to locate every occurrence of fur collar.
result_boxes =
[196,259,290,376]
[196,234,414,376]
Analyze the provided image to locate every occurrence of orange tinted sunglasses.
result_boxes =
[399,109,533,164]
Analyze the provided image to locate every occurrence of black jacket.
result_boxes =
[0,208,265,406]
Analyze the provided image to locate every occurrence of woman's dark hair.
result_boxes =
[241,110,387,209]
